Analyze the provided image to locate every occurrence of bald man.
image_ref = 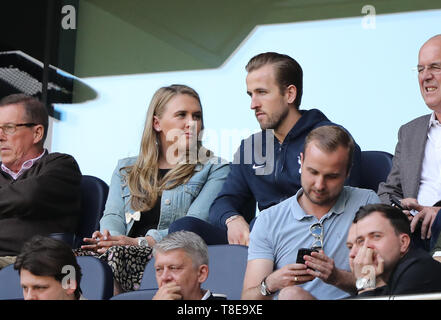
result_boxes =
[378,34,441,248]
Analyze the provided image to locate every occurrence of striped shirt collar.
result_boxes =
[1,149,46,180]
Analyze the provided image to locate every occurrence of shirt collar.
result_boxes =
[201,289,211,300]
[1,149,46,180]
[291,187,347,222]
[428,112,441,128]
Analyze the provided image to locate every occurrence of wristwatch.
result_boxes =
[260,276,274,296]
[356,277,375,291]
[137,237,149,247]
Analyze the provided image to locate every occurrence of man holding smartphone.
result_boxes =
[377,34,441,246]
[272,204,441,299]
[241,125,380,300]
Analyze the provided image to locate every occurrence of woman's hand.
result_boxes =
[81,229,112,252]
[94,235,138,253]
[82,229,137,253]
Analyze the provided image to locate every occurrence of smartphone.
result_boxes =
[390,195,404,210]
[296,248,319,265]
[390,195,418,216]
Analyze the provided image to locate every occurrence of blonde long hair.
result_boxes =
[125,85,212,212]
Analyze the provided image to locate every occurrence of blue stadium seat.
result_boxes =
[74,175,109,248]
[0,256,113,300]
[0,264,22,300]
[77,256,113,300]
[359,150,393,192]
[140,244,248,300]
[49,175,109,248]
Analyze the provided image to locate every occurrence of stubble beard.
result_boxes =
[258,107,289,131]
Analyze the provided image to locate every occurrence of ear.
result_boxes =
[153,116,161,132]
[399,233,411,255]
[197,264,209,284]
[33,124,44,145]
[285,84,297,105]
[64,278,77,296]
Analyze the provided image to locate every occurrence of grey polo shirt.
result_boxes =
[249,186,380,300]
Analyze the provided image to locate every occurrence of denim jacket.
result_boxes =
[100,156,230,242]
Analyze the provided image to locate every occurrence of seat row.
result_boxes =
[62,150,395,250]
[0,244,248,300]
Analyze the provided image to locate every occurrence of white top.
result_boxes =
[417,113,441,206]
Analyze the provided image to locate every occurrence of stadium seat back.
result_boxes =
[140,244,248,300]
[360,150,393,192]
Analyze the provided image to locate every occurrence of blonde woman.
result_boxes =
[80,85,229,292]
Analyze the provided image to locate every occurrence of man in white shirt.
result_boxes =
[378,34,441,248]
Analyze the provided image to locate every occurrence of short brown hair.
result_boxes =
[0,94,49,144]
[245,52,303,109]
[303,125,355,173]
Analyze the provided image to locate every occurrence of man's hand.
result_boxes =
[406,202,440,239]
[265,263,314,293]
[400,198,418,221]
[304,250,338,285]
[353,242,384,281]
[400,198,418,211]
[152,282,182,300]
[304,250,358,293]
[227,215,250,246]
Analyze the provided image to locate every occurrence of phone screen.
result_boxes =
[296,248,318,264]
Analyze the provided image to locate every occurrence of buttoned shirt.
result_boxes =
[1,149,46,180]
[249,186,380,300]
[417,113,441,206]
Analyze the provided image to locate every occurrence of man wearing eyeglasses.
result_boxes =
[0,94,81,269]
[242,125,380,300]
[378,34,441,252]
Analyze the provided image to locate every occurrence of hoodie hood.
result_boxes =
[284,108,331,142]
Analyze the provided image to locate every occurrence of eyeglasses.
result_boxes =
[309,222,323,249]
[413,63,441,75]
[0,123,37,135]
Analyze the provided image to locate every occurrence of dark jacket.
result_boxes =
[0,152,82,256]
[358,247,441,297]
[209,109,362,229]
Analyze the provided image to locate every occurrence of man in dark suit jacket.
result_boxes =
[378,34,441,244]
[0,94,81,269]
[352,204,441,298]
